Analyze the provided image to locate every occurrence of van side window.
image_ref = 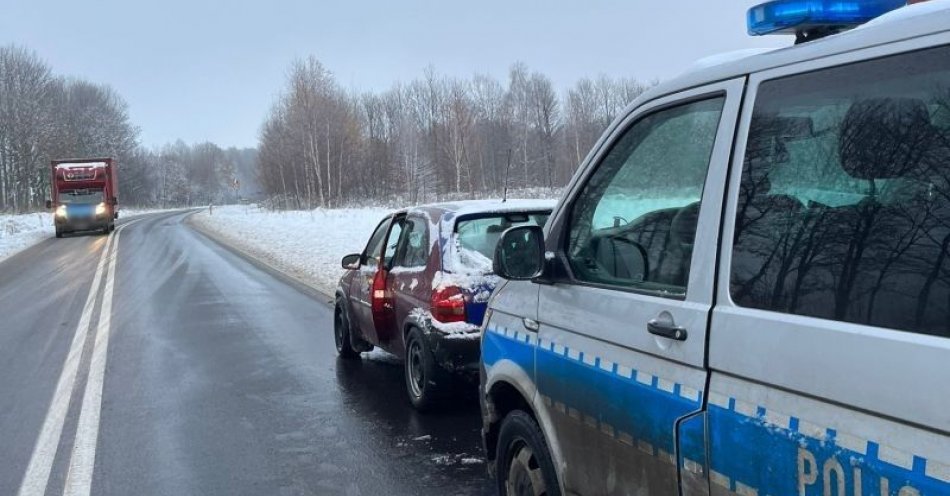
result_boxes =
[565,97,724,295]
[394,216,429,268]
[731,45,950,338]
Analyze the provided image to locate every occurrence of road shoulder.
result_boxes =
[185,211,335,306]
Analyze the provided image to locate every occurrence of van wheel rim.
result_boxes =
[506,442,546,496]
[408,340,425,398]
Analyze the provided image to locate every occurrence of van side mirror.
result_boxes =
[494,225,545,280]
[341,253,361,270]
[45,199,52,209]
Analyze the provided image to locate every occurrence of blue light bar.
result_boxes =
[747,0,906,36]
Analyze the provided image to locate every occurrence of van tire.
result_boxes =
[496,410,561,496]
[404,326,446,411]
[334,304,360,359]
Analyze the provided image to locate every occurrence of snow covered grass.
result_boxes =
[123,207,180,217]
[190,205,391,296]
[0,212,54,263]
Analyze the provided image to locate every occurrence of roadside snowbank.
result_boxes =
[0,212,54,263]
[190,205,390,296]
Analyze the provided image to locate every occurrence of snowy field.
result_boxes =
[190,205,390,296]
[0,212,53,263]
[0,207,179,263]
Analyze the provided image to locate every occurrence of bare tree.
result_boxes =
[254,58,651,209]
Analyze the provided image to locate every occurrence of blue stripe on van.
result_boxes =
[483,326,706,470]
[708,403,950,495]
[482,326,534,371]
[483,325,950,495]
[535,341,705,464]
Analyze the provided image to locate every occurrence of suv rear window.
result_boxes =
[731,45,950,338]
[452,212,550,273]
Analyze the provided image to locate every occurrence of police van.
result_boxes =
[480,1,950,495]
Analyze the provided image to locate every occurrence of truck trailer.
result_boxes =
[47,158,119,237]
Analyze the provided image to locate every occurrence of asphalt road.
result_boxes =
[0,210,492,496]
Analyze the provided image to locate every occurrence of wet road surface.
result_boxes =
[0,210,492,496]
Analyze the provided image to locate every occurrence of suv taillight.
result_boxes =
[431,286,466,323]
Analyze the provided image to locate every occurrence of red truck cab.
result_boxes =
[47,158,119,237]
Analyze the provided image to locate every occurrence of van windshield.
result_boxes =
[60,190,104,205]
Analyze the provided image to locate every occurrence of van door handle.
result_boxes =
[522,318,540,332]
[647,320,688,341]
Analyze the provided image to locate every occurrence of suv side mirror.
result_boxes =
[341,253,361,270]
[45,199,52,209]
[494,225,545,280]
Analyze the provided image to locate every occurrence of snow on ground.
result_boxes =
[0,212,54,263]
[190,205,391,297]
[363,347,401,365]
[0,207,181,263]
[123,207,178,217]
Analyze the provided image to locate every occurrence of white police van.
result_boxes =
[480,1,950,495]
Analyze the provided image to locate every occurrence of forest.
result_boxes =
[0,45,255,213]
[0,45,649,213]
[258,57,652,208]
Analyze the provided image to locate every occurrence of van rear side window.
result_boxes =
[731,45,950,338]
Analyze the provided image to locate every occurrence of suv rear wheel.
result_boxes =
[334,304,359,359]
[404,326,446,411]
[496,410,560,496]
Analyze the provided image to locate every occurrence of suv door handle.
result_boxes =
[522,318,540,332]
[647,320,688,341]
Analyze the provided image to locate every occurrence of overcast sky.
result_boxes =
[3,0,789,149]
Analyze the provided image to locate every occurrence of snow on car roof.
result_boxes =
[680,48,777,75]
[417,198,556,216]
[55,161,108,169]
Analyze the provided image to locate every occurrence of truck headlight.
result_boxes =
[56,205,67,218]
[95,203,107,216]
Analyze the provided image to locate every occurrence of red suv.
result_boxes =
[335,200,553,410]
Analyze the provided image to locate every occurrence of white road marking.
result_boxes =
[17,234,114,496]
[64,227,122,496]
[18,217,142,496]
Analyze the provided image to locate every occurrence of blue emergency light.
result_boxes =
[747,0,907,40]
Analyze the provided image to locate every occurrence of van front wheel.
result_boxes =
[496,410,561,496]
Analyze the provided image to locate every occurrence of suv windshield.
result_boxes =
[454,212,550,273]
[59,190,104,205]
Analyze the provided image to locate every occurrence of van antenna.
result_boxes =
[502,148,513,203]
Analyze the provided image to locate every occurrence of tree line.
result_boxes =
[258,56,651,208]
[0,45,252,213]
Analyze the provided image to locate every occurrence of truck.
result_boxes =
[46,158,119,237]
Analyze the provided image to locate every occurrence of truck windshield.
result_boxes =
[59,190,104,204]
